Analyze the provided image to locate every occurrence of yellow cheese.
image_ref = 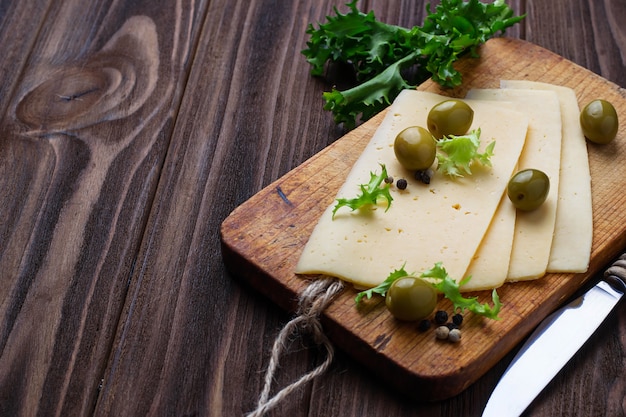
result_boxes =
[462,193,517,291]
[500,80,592,273]
[296,90,529,289]
[466,88,562,281]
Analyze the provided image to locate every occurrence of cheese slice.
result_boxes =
[296,90,529,289]
[466,88,562,281]
[462,192,517,291]
[500,80,592,273]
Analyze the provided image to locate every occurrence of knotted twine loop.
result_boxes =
[604,253,626,292]
[246,277,345,417]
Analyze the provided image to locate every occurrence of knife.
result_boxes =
[482,254,626,417]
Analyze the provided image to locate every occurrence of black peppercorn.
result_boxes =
[434,310,448,325]
[414,169,432,184]
[418,319,431,332]
[396,178,408,190]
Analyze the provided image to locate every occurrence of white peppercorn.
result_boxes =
[448,328,462,343]
[435,325,450,340]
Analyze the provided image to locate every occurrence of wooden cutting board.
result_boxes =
[220,38,626,401]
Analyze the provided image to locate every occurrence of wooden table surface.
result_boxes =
[0,1,624,416]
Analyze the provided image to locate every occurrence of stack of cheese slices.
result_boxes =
[295,80,593,292]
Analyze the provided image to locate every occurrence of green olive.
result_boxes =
[385,276,437,321]
[507,169,550,211]
[580,99,619,144]
[393,126,437,171]
[427,99,474,139]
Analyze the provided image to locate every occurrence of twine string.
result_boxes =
[246,277,344,417]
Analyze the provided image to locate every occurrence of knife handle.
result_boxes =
[604,253,626,293]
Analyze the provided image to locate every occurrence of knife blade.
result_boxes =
[482,255,626,417]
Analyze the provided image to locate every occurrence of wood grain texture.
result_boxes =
[0,1,624,417]
[0,0,206,415]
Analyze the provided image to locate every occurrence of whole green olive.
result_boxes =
[427,99,474,139]
[580,99,619,144]
[393,126,437,171]
[385,276,437,321]
[507,169,550,211]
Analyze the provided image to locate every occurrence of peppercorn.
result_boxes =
[446,322,458,330]
[448,328,462,343]
[396,178,407,190]
[414,169,432,184]
[434,310,448,325]
[435,325,450,340]
[452,313,463,326]
[384,176,394,184]
[417,319,431,332]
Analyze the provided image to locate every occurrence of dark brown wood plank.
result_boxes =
[0,0,624,417]
[0,1,208,415]
[0,1,53,117]
[93,1,346,415]
[99,1,626,417]
[525,0,626,88]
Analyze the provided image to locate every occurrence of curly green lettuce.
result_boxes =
[421,262,501,319]
[354,264,408,304]
[355,262,502,320]
[436,128,495,177]
[303,0,524,129]
[332,163,393,218]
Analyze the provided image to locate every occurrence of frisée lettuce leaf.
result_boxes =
[355,262,502,320]
[303,0,524,129]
